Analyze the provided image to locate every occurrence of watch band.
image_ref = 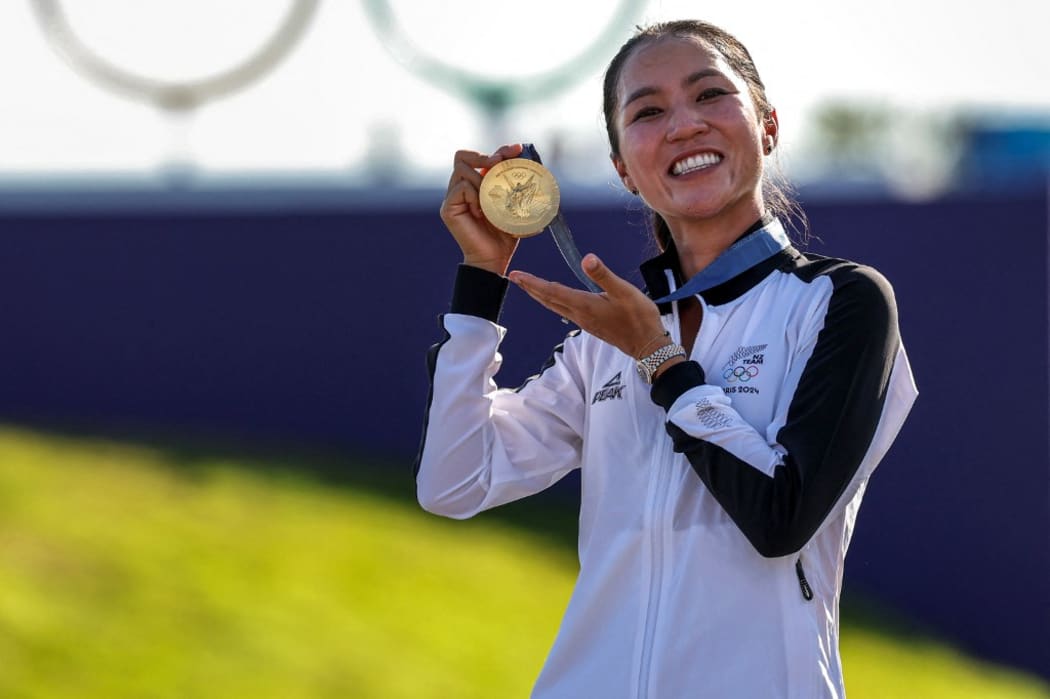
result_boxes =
[636,343,687,384]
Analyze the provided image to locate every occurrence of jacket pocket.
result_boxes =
[795,557,814,601]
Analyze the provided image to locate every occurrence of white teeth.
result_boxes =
[672,153,721,175]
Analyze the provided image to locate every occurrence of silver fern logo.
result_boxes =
[722,344,767,394]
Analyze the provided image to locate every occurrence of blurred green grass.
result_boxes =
[0,425,1046,699]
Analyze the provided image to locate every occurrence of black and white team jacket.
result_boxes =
[416,236,918,699]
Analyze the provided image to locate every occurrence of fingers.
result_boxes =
[499,143,525,158]
[479,143,525,176]
[509,271,570,306]
[448,144,523,182]
[445,152,488,219]
[511,263,664,358]
[444,144,525,219]
[511,258,635,312]
[444,159,486,220]
[509,271,596,325]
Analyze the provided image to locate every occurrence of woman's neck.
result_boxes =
[668,207,766,279]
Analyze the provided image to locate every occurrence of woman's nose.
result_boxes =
[666,106,709,142]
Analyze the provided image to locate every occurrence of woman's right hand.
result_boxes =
[439,144,524,276]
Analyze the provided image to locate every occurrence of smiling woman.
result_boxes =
[604,25,802,259]
[611,39,774,268]
[417,19,918,699]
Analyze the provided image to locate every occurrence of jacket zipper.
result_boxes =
[636,314,678,699]
[636,438,672,699]
[795,557,814,601]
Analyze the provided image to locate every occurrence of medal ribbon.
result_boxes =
[519,144,601,293]
[651,219,790,304]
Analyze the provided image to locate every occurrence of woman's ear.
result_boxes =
[763,109,779,154]
[612,154,637,194]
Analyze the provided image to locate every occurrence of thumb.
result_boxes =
[583,254,624,293]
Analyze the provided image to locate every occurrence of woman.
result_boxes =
[416,20,917,698]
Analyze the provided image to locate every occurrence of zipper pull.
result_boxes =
[795,558,814,601]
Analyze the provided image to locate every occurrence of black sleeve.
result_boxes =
[449,263,509,321]
[652,264,902,558]
[414,264,509,478]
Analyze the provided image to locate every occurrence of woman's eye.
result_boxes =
[632,106,661,121]
[697,88,727,102]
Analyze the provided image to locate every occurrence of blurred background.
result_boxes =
[0,0,1048,697]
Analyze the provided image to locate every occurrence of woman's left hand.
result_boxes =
[509,254,667,359]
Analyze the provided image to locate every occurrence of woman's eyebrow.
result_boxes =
[683,69,723,87]
[622,69,724,110]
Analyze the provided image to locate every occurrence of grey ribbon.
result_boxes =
[519,144,600,293]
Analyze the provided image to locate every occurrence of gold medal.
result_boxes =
[479,158,561,238]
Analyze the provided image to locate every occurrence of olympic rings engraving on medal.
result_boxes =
[722,365,760,383]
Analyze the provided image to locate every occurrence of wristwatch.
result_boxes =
[635,342,687,384]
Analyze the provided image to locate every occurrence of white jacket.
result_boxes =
[416,242,917,698]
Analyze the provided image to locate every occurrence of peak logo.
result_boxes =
[592,372,626,404]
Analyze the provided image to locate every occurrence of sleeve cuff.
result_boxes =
[450,264,510,322]
[650,360,707,411]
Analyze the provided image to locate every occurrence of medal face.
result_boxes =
[479,158,561,238]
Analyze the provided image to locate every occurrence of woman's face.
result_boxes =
[611,36,775,230]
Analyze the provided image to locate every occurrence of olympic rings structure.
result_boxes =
[30,0,320,111]
[360,0,645,115]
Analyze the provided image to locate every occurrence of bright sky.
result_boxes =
[1,0,1047,187]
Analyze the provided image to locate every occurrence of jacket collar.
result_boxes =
[639,217,799,311]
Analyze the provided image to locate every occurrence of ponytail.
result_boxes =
[650,211,673,252]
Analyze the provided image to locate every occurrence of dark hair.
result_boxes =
[602,20,806,250]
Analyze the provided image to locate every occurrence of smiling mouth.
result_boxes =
[671,152,722,176]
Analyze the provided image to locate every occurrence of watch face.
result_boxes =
[636,362,650,384]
